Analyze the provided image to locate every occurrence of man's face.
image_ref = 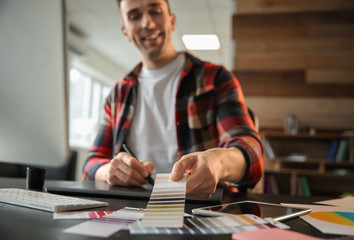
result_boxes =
[120,0,176,60]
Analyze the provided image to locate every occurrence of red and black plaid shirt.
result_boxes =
[83,52,263,188]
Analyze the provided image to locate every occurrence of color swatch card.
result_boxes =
[130,214,290,235]
[140,173,186,228]
[305,211,354,235]
[282,203,354,235]
[54,211,113,220]
[64,207,144,238]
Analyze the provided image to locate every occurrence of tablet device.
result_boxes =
[46,180,224,204]
[192,200,312,222]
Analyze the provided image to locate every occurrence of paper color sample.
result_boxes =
[310,212,354,227]
[140,173,186,228]
[64,207,144,237]
[281,203,354,235]
[232,228,325,240]
[303,213,354,236]
[316,196,354,209]
[130,214,290,235]
[54,211,113,219]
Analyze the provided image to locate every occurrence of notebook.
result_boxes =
[46,180,224,204]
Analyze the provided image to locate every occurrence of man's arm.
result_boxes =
[82,101,114,180]
[83,90,154,186]
[170,66,263,198]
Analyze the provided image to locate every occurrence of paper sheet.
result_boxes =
[316,196,354,209]
[140,173,186,228]
[64,207,144,237]
[281,203,354,235]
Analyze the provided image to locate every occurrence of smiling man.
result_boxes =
[83,0,263,199]
[120,0,176,68]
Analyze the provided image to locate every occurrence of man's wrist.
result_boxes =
[209,147,246,183]
[94,163,108,181]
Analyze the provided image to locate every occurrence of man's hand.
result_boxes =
[169,147,246,199]
[95,152,154,186]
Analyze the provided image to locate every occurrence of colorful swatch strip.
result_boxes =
[130,214,290,235]
[140,173,186,228]
[64,207,145,238]
[54,211,113,219]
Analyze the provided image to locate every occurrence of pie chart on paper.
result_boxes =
[309,212,354,227]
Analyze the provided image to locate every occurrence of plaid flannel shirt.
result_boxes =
[83,52,263,188]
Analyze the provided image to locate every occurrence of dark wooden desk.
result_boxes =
[0,177,339,240]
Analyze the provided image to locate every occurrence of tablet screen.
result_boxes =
[193,201,311,221]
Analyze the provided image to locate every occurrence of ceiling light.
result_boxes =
[182,34,220,50]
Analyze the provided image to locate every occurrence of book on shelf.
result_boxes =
[265,175,273,194]
[327,139,339,162]
[269,175,279,194]
[297,177,303,196]
[264,138,275,160]
[335,139,350,162]
[300,176,311,197]
[265,175,279,194]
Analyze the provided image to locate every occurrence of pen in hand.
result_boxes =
[122,144,155,185]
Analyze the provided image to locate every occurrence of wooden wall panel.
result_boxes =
[233,11,354,29]
[245,97,354,130]
[233,12,354,40]
[234,52,354,71]
[234,24,354,40]
[236,71,354,97]
[236,0,354,15]
[233,0,354,130]
[236,37,354,54]
[306,70,354,84]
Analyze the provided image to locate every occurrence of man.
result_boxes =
[83,0,263,199]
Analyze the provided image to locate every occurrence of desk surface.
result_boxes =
[0,177,340,240]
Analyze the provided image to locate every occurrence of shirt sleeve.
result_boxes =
[82,96,114,180]
[215,66,263,188]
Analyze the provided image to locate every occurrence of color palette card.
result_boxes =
[281,203,354,235]
[140,173,186,228]
[130,214,290,235]
[304,211,354,235]
[64,207,144,238]
[54,211,113,219]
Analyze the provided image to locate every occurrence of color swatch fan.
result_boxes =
[140,173,186,228]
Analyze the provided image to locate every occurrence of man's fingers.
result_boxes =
[142,161,154,175]
[115,162,147,185]
[170,155,196,181]
[119,152,149,177]
[107,170,144,186]
[110,152,150,185]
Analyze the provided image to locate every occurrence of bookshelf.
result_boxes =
[262,131,354,197]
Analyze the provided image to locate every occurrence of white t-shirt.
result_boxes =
[125,54,185,174]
